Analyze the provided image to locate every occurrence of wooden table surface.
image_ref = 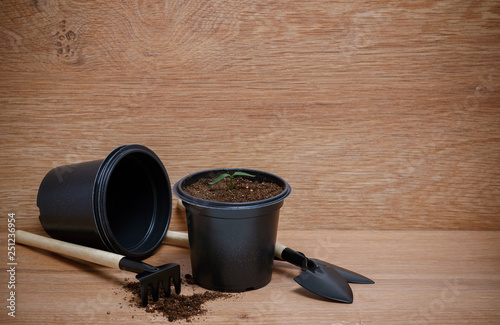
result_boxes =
[4,227,500,324]
[1,0,499,323]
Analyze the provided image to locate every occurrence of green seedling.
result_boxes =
[209,172,256,191]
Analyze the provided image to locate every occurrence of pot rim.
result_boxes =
[173,168,291,210]
[94,144,172,258]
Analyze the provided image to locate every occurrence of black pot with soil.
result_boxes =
[173,168,291,292]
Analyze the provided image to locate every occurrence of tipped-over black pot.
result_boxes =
[37,144,172,260]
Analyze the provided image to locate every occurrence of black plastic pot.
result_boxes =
[37,144,171,260]
[173,168,291,292]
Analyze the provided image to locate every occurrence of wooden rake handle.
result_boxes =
[16,230,123,270]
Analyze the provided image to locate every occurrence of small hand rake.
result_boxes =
[16,230,181,306]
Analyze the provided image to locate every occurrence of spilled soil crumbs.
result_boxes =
[183,177,283,203]
[122,274,232,322]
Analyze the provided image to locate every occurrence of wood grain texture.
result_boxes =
[1,1,499,232]
[1,230,499,324]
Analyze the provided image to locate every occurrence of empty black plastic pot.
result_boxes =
[37,144,171,260]
[173,168,291,292]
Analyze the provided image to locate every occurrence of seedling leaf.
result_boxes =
[209,171,256,191]
[209,173,231,185]
[232,172,256,178]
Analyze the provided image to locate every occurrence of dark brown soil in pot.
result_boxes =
[183,177,284,203]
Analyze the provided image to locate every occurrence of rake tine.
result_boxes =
[163,272,181,298]
[139,282,149,307]
[151,282,160,302]
[172,272,181,295]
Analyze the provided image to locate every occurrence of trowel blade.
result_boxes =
[310,259,375,284]
[294,265,353,303]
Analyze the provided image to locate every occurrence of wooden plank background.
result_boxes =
[1,1,500,324]
[1,0,499,231]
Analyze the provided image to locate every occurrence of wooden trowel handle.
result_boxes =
[16,230,123,270]
[164,230,189,246]
[165,230,287,259]
[273,242,287,259]
[170,198,289,259]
